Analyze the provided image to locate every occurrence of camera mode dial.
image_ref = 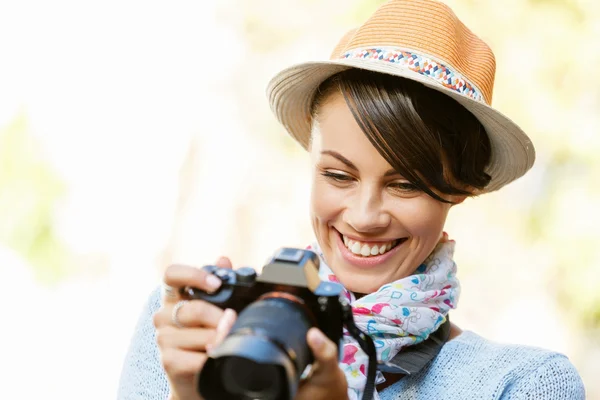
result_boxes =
[235,267,257,284]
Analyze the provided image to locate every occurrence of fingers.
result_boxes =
[207,309,237,352]
[162,264,223,303]
[156,257,234,400]
[156,326,217,351]
[154,299,225,328]
[295,328,347,400]
[160,348,208,394]
[161,348,208,377]
[161,257,233,303]
[215,256,233,269]
[154,307,235,400]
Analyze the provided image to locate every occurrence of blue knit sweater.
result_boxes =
[118,288,586,399]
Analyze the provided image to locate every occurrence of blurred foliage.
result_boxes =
[0,113,70,284]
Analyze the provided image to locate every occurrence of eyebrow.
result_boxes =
[321,150,400,177]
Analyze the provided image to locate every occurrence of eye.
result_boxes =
[388,181,419,193]
[321,171,353,182]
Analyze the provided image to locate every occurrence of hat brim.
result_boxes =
[267,58,535,193]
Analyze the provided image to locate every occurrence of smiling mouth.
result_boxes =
[337,230,408,257]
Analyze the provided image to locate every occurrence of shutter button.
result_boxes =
[214,268,231,282]
[235,267,257,283]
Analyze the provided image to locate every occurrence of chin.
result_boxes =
[323,252,397,294]
[344,280,380,296]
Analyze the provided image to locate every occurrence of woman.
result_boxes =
[118,0,585,399]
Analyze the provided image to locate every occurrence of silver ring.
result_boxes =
[162,282,178,299]
[172,300,189,328]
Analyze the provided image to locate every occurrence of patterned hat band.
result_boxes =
[339,47,486,104]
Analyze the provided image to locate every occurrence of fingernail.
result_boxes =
[216,317,226,334]
[309,328,325,349]
[217,309,235,333]
[206,274,222,290]
[213,310,235,347]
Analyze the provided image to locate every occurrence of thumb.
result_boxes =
[215,256,233,269]
[307,328,340,378]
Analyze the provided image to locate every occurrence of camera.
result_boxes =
[184,248,376,400]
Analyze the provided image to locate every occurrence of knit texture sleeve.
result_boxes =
[117,287,170,400]
[502,354,586,400]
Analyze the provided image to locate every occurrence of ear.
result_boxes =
[449,183,477,206]
[450,195,467,206]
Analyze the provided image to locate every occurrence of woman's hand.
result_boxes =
[153,257,237,400]
[296,328,348,400]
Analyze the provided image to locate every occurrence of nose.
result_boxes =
[342,184,390,233]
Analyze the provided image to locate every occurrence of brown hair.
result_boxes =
[310,69,492,203]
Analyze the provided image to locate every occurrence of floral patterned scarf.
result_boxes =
[307,233,460,400]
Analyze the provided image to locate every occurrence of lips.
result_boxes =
[333,228,408,268]
[342,234,400,256]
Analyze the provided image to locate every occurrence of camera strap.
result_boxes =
[378,318,451,375]
[341,300,377,400]
[342,299,451,400]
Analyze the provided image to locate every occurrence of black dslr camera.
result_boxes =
[183,248,376,400]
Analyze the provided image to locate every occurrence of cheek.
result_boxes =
[394,198,451,236]
[310,178,344,222]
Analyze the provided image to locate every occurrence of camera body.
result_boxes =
[187,248,347,400]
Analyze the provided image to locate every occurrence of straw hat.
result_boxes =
[267,0,535,193]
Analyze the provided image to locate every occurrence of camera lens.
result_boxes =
[231,297,313,374]
[198,297,313,400]
[220,356,282,399]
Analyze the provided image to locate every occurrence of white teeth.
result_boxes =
[360,245,371,256]
[370,245,379,255]
[342,234,399,257]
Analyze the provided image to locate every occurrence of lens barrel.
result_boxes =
[198,297,314,400]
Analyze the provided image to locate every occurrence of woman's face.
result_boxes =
[310,92,464,294]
